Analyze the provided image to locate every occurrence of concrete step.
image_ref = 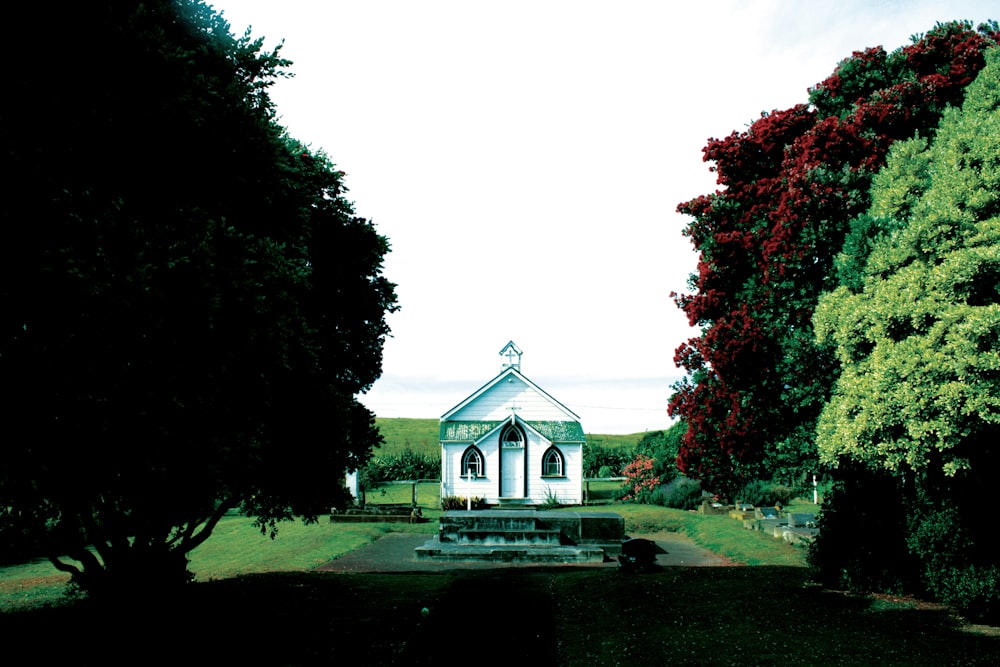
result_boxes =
[414,541,607,563]
[467,518,539,531]
[456,528,562,546]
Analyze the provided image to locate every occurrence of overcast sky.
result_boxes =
[212,1,997,434]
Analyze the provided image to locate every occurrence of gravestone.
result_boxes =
[618,538,659,572]
[755,506,779,520]
[787,513,816,528]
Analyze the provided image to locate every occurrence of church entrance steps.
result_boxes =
[414,543,606,563]
[415,509,625,564]
[457,528,562,546]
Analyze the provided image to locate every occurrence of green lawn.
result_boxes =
[0,506,440,613]
[3,498,999,665]
[0,497,803,612]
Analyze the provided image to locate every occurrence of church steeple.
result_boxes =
[499,341,522,371]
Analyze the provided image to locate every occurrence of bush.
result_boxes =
[807,463,919,595]
[441,496,486,511]
[907,496,1000,623]
[619,454,661,503]
[367,451,440,482]
[736,480,799,507]
[926,564,1000,623]
[650,476,702,510]
[540,487,562,510]
[583,444,634,477]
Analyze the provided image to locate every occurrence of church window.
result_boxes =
[462,446,484,478]
[542,447,564,477]
[501,424,524,448]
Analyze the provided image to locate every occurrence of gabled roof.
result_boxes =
[440,366,580,423]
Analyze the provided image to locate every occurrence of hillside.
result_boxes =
[374,417,647,457]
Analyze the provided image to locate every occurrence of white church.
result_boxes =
[439,342,584,506]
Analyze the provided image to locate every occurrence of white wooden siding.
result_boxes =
[448,376,572,422]
[440,435,582,505]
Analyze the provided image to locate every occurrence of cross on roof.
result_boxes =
[499,341,522,370]
[508,401,520,425]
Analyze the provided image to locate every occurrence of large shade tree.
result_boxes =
[670,21,998,495]
[812,47,1000,619]
[0,1,397,594]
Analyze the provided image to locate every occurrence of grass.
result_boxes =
[4,497,999,665]
[361,480,442,508]
[585,432,648,449]
[374,417,440,457]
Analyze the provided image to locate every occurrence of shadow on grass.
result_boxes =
[1,567,997,666]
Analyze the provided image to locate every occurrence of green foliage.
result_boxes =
[618,454,661,503]
[0,1,396,596]
[735,480,799,508]
[648,476,703,510]
[905,482,1000,623]
[540,487,562,510]
[364,451,440,482]
[815,47,1000,477]
[807,463,919,595]
[582,441,635,477]
[440,496,486,511]
[672,22,997,495]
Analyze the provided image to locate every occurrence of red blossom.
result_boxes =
[671,22,996,494]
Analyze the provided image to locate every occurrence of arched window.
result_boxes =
[501,424,524,449]
[542,446,564,477]
[461,446,484,478]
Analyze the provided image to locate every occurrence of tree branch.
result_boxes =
[178,497,238,553]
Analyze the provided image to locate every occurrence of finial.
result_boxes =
[499,341,522,371]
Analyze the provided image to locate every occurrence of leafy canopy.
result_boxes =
[815,46,1000,476]
[670,21,998,495]
[0,1,397,593]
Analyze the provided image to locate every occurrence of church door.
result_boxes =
[500,425,525,498]
[501,445,524,498]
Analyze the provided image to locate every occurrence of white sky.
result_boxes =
[212,0,997,434]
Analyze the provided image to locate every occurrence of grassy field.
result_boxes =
[374,417,649,457]
[374,417,440,457]
[2,497,998,665]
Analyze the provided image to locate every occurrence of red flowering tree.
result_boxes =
[670,21,999,496]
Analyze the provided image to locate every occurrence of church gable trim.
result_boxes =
[440,367,580,422]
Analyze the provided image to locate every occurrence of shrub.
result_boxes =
[619,454,661,503]
[583,444,634,477]
[736,480,799,507]
[650,476,702,510]
[441,496,486,511]
[907,496,1000,623]
[367,451,440,482]
[597,465,614,479]
[807,463,919,595]
[540,487,561,510]
[634,424,684,484]
[931,565,1000,623]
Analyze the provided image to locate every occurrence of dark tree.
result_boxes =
[0,1,397,595]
